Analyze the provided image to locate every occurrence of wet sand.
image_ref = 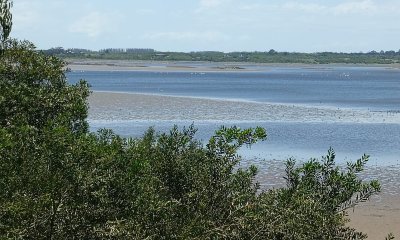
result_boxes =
[68,59,258,72]
[243,159,400,239]
[67,59,400,73]
[348,195,400,239]
[88,91,400,124]
[347,165,400,239]
[88,91,400,238]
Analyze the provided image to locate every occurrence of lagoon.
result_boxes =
[67,65,400,166]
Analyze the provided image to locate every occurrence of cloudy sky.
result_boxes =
[10,0,400,52]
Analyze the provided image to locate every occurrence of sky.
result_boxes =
[10,0,400,53]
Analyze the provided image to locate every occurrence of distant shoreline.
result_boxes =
[67,59,400,72]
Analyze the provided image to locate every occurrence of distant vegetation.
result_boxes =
[44,47,400,64]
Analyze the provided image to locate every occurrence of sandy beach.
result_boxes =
[88,91,400,238]
[67,59,400,73]
[348,194,400,239]
[250,159,400,239]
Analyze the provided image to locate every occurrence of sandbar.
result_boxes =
[88,91,400,124]
[67,59,400,72]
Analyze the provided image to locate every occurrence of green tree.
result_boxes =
[0,3,95,236]
[0,0,12,50]
[0,40,90,133]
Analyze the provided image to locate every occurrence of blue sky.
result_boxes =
[11,0,400,52]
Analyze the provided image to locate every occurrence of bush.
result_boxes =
[0,40,89,133]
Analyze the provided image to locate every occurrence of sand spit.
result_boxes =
[88,91,400,124]
[67,59,259,72]
[67,59,400,73]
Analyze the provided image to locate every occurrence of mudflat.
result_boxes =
[67,59,400,73]
[68,59,258,72]
[88,91,399,124]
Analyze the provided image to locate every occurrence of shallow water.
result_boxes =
[89,119,400,166]
[68,66,400,111]
[67,65,400,166]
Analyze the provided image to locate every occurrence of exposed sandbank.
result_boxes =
[68,59,257,72]
[67,59,400,72]
[88,91,400,124]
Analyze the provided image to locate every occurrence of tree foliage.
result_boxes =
[46,47,400,64]
[0,0,12,49]
[0,40,90,133]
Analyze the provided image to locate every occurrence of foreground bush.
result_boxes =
[0,118,380,239]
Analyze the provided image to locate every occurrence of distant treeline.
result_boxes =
[43,47,400,64]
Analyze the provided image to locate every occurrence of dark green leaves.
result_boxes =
[284,147,380,213]
[0,40,90,133]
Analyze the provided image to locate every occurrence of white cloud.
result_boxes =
[333,0,377,14]
[196,0,232,12]
[136,9,156,15]
[282,2,326,13]
[143,31,230,42]
[199,0,227,8]
[12,1,41,30]
[238,1,393,15]
[69,12,116,38]
[238,4,264,11]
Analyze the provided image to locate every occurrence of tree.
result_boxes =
[0,41,90,133]
[0,0,12,50]
[0,3,95,237]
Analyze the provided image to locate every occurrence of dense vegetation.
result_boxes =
[0,1,386,239]
[44,47,400,64]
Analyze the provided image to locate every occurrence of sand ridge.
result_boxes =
[67,59,400,73]
[88,91,400,124]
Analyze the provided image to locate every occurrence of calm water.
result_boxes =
[68,67,400,111]
[67,66,400,166]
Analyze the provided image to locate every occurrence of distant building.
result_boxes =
[99,48,155,54]
[126,48,155,53]
[66,48,93,54]
[99,48,125,53]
